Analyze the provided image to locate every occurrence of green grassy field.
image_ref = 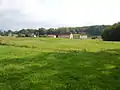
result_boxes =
[0,37,120,90]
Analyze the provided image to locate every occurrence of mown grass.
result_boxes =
[0,37,120,90]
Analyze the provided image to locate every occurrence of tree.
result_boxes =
[0,30,4,36]
[47,28,55,34]
[102,22,120,41]
[38,28,46,35]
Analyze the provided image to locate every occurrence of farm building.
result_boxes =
[47,34,88,39]
[80,35,88,39]
[48,34,55,37]
[58,34,71,38]
[47,34,70,38]
[48,34,70,38]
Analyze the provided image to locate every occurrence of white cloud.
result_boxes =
[0,0,120,30]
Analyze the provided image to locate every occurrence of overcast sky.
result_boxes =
[0,0,120,30]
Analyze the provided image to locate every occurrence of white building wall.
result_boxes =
[70,34,73,39]
[80,35,88,39]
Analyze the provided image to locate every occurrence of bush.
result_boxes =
[91,36,98,39]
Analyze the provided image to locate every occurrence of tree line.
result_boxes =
[0,25,108,37]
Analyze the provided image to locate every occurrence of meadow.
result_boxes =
[0,37,120,90]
